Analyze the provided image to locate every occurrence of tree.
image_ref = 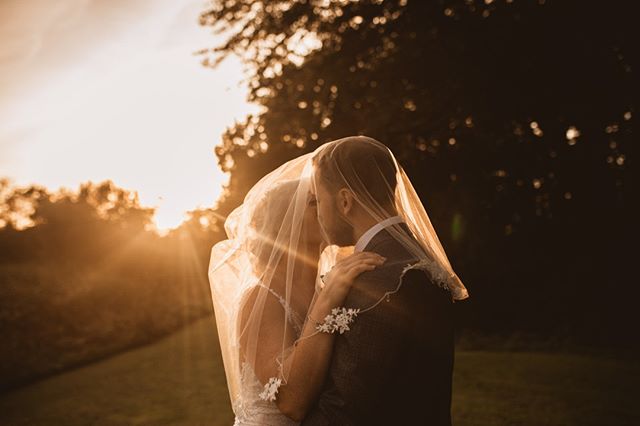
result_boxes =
[199,0,634,347]
[0,180,219,390]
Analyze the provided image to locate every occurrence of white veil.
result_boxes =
[208,136,468,414]
[311,137,469,299]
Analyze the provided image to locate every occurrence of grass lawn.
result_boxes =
[0,317,637,425]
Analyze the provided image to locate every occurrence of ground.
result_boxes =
[0,318,637,425]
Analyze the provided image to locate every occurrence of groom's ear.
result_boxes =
[336,188,354,216]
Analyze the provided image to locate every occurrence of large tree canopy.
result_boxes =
[199,0,633,347]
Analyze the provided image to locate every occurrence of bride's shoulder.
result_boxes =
[240,281,288,313]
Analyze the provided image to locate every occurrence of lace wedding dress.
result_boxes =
[233,284,304,426]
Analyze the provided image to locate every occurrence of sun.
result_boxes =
[136,163,228,235]
[1,1,258,235]
[152,200,191,234]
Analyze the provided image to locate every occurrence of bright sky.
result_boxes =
[0,0,257,231]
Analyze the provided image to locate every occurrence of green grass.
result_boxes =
[0,317,233,425]
[0,318,637,425]
[453,351,638,425]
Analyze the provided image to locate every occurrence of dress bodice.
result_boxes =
[233,284,304,426]
[233,362,300,426]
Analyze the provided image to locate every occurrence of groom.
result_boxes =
[303,136,455,425]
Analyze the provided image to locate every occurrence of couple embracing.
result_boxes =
[209,136,469,426]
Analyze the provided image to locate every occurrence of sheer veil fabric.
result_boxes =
[208,136,469,419]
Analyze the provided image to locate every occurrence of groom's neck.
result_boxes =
[350,207,400,245]
[351,215,381,245]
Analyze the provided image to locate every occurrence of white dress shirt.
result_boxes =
[353,215,405,253]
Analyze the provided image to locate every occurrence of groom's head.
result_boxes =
[312,136,398,247]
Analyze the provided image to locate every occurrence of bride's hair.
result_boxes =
[313,136,398,213]
[248,179,300,273]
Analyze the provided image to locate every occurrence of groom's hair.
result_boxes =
[313,136,397,212]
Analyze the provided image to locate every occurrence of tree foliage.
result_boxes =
[199,0,634,345]
[0,180,220,391]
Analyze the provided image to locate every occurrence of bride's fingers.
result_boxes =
[342,254,385,270]
[335,258,383,277]
[343,258,385,280]
[343,251,384,262]
[339,252,385,268]
[345,262,379,281]
[323,253,385,288]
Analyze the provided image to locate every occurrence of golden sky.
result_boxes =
[0,0,257,231]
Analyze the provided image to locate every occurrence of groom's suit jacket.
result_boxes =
[302,224,454,426]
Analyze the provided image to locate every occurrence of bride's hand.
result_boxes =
[320,252,386,306]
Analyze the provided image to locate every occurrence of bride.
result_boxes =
[208,154,384,425]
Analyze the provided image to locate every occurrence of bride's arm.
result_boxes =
[272,291,344,420]
[243,252,384,421]
[274,252,386,421]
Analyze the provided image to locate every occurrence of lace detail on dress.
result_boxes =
[234,362,300,426]
[256,283,304,335]
[230,284,304,425]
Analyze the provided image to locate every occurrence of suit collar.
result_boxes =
[354,216,404,253]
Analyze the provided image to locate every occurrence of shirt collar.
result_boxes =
[354,215,405,252]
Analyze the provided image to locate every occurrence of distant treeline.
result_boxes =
[0,180,222,392]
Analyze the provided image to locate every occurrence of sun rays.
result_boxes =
[0,0,259,233]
